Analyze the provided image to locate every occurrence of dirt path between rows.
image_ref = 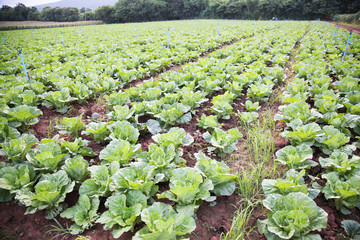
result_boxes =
[327,21,360,34]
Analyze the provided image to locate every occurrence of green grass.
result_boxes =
[244,112,275,164]
[336,22,360,28]
[43,218,72,240]
[225,108,278,238]
[46,117,60,138]
[220,201,258,240]
[236,162,277,201]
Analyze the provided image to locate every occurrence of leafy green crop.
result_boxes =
[97,190,147,238]
[315,125,350,155]
[247,82,273,102]
[110,162,164,197]
[319,151,360,178]
[104,91,129,109]
[60,138,96,157]
[258,192,328,240]
[152,127,193,149]
[244,100,261,112]
[237,111,259,125]
[197,114,222,131]
[0,163,36,201]
[275,144,316,170]
[281,119,323,146]
[275,101,322,124]
[42,88,77,114]
[157,167,215,211]
[4,105,42,131]
[26,139,67,173]
[140,143,185,181]
[60,195,100,234]
[16,170,75,219]
[155,103,191,126]
[107,121,139,143]
[194,151,236,196]
[262,169,319,199]
[83,122,112,143]
[107,105,135,121]
[211,93,235,119]
[322,172,360,215]
[203,128,242,156]
[99,139,141,165]
[79,162,120,197]
[0,134,38,163]
[62,155,90,183]
[0,117,20,144]
[134,202,196,240]
[56,115,85,138]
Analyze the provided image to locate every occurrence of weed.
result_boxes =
[220,201,257,240]
[268,87,284,106]
[236,162,277,200]
[95,94,106,107]
[46,117,60,138]
[43,218,72,240]
[0,225,18,240]
[243,114,275,164]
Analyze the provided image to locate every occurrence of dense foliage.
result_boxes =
[1,0,359,23]
[0,20,359,239]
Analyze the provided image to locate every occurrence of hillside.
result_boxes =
[34,0,117,10]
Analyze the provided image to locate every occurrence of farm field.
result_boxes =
[0,21,103,31]
[0,20,360,240]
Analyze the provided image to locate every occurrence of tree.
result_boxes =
[14,3,30,21]
[28,7,40,20]
[0,5,14,21]
[95,5,115,23]
[62,7,80,21]
[113,0,167,23]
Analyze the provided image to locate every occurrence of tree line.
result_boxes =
[1,0,359,23]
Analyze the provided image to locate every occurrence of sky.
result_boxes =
[1,0,60,7]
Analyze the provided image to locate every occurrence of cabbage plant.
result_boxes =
[258,192,328,240]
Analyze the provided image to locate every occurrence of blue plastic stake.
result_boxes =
[322,21,325,28]
[167,28,171,48]
[342,30,352,61]
[18,48,29,82]
[2,33,5,44]
[61,31,65,47]
[326,22,329,31]
[332,24,338,39]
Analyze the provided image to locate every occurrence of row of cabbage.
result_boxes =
[0,22,307,239]
[258,23,360,240]
[0,20,262,114]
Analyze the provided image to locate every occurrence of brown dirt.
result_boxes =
[191,195,241,240]
[328,21,360,35]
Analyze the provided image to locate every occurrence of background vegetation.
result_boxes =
[334,11,360,26]
[0,0,359,23]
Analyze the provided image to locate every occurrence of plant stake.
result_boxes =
[332,24,338,39]
[167,27,171,48]
[18,48,29,82]
[342,30,352,61]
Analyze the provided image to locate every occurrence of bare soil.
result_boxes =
[328,21,360,34]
